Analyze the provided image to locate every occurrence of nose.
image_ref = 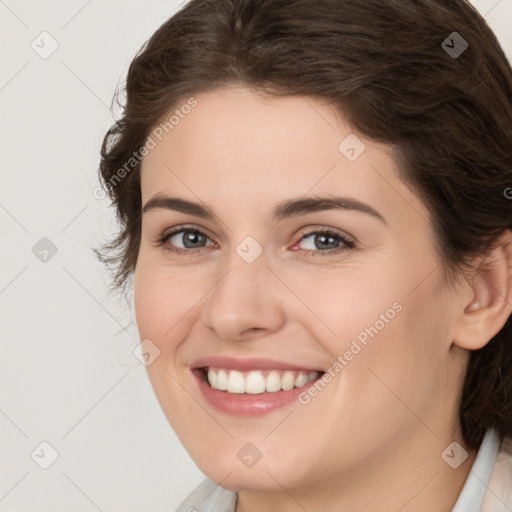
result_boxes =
[199,249,287,342]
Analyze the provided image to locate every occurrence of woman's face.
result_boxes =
[134,86,469,492]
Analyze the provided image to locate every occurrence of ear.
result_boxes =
[452,229,512,351]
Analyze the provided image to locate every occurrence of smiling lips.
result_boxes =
[190,356,325,416]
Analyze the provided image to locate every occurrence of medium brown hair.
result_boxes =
[95,0,512,449]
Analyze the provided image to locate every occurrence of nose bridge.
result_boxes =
[200,239,286,340]
[216,232,269,294]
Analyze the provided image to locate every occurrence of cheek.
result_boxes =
[337,271,449,427]
[133,262,205,429]
[133,258,207,359]
[295,257,446,406]
[285,261,403,355]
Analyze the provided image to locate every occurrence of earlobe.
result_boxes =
[452,229,512,351]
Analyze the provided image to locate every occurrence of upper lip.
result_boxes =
[191,356,324,372]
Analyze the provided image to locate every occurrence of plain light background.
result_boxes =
[1,1,511,510]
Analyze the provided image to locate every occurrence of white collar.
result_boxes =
[452,428,501,512]
[480,431,512,512]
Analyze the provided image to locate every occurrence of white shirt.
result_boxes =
[176,428,512,511]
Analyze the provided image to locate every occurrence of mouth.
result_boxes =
[190,356,326,416]
[197,367,322,394]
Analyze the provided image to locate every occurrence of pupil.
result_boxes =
[184,231,204,248]
[316,233,338,250]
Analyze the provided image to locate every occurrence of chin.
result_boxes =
[188,441,308,492]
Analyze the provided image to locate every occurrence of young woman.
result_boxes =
[95,0,512,510]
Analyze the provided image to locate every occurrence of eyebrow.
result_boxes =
[142,194,386,224]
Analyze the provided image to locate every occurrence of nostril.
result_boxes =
[241,327,265,337]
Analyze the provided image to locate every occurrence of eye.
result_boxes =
[156,226,215,254]
[294,229,355,255]
[168,230,210,249]
[155,225,355,257]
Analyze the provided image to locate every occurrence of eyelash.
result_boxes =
[155,225,355,257]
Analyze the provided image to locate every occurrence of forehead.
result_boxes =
[139,86,424,223]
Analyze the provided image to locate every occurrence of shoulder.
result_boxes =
[175,478,237,512]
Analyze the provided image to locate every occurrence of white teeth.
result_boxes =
[307,372,318,383]
[206,368,320,394]
[294,372,308,387]
[207,369,218,389]
[266,370,281,392]
[281,371,295,390]
[227,370,245,393]
[217,369,228,391]
[245,371,266,394]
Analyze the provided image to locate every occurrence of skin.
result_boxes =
[133,85,512,511]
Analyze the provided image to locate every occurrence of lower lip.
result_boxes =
[192,369,321,417]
